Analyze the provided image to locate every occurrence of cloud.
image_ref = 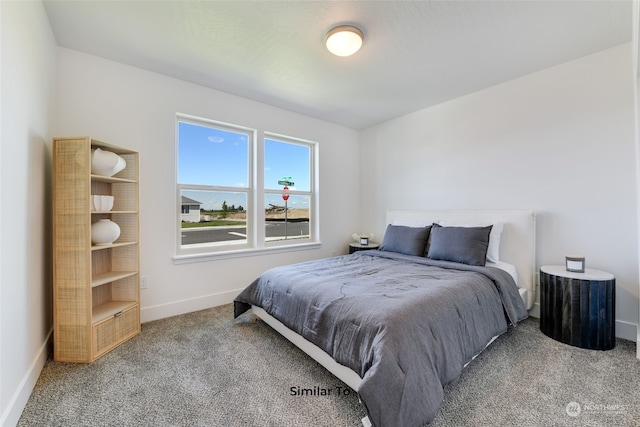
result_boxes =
[208,136,224,143]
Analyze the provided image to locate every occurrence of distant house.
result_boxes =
[181,196,202,223]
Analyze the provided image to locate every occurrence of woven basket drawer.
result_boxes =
[92,305,140,358]
[117,304,140,341]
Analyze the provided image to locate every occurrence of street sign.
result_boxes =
[282,186,290,201]
[278,176,294,186]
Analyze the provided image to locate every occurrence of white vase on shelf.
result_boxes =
[91,219,121,245]
[91,148,126,177]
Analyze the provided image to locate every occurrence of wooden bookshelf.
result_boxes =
[53,137,140,362]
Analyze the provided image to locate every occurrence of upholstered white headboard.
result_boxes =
[386,209,536,310]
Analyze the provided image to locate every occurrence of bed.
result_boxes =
[234,209,536,427]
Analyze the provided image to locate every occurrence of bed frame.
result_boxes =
[251,209,536,424]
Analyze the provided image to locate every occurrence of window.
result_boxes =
[264,135,313,243]
[176,114,318,259]
[177,116,252,254]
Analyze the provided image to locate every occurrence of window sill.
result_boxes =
[173,242,322,264]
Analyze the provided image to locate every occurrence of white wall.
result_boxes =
[53,48,361,322]
[0,1,56,425]
[360,43,639,340]
[632,0,640,361]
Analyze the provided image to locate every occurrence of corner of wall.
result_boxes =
[0,330,52,427]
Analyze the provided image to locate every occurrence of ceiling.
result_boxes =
[43,1,632,130]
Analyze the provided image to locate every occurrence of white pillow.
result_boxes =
[437,221,503,263]
[486,260,518,285]
[392,219,438,227]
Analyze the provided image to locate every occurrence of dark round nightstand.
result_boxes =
[540,265,615,350]
[349,242,379,254]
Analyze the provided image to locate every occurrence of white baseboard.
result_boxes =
[528,302,637,342]
[140,289,241,323]
[1,329,53,427]
[528,303,540,318]
[616,319,638,343]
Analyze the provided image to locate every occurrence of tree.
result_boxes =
[220,200,229,219]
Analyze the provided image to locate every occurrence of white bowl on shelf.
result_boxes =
[91,195,114,211]
[91,148,126,177]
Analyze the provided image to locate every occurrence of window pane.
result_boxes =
[265,194,310,241]
[264,138,310,191]
[181,189,247,247]
[178,121,249,187]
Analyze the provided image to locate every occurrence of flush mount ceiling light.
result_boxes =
[325,25,364,57]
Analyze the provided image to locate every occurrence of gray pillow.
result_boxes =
[427,224,493,266]
[380,224,431,257]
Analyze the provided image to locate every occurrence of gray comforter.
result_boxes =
[234,250,528,427]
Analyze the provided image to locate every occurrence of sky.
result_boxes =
[178,121,311,210]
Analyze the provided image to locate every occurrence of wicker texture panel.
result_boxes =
[112,182,138,211]
[92,304,140,358]
[54,138,92,361]
[109,242,139,271]
[57,325,91,362]
[92,283,113,308]
[112,275,139,301]
[93,317,117,356]
[118,305,141,338]
[110,213,138,243]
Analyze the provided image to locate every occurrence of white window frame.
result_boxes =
[262,132,318,248]
[174,114,320,264]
